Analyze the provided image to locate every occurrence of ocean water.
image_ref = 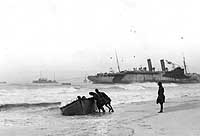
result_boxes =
[0,82,200,136]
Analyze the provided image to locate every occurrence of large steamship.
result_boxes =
[88,54,200,84]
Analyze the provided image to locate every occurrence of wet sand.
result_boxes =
[110,96,200,136]
[1,96,200,136]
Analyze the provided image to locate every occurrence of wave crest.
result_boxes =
[0,102,61,111]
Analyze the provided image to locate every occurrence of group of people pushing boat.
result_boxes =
[75,81,165,114]
[89,89,114,113]
[89,82,165,113]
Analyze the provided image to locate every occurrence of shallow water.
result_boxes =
[0,82,200,135]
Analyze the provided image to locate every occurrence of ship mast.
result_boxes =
[183,56,188,74]
[115,50,121,72]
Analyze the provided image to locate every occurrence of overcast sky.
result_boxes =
[0,0,200,83]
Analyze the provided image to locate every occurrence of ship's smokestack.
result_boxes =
[147,59,153,72]
[160,59,165,71]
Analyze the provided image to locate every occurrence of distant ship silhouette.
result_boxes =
[32,78,57,83]
[32,72,57,83]
[83,75,87,83]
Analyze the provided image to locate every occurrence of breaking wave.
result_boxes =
[0,102,61,111]
[103,84,147,91]
[115,82,178,89]
[99,82,179,92]
[60,86,79,93]
[105,86,127,90]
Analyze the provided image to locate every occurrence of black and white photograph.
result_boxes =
[0,0,200,135]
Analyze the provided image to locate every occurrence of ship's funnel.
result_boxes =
[147,59,153,72]
[160,59,166,71]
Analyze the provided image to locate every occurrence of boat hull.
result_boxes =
[88,75,114,84]
[60,98,97,116]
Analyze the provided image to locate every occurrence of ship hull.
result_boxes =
[87,75,114,84]
[88,72,200,84]
[32,81,58,83]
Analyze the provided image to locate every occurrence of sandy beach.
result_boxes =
[0,95,200,136]
[109,96,200,136]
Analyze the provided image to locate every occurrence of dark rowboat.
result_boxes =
[60,98,97,116]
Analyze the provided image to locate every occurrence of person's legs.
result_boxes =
[159,103,163,113]
[101,106,105,112]
[105,104,111,112]
[97,103,105,112]
[97,106,101,112]
[97,103,103,112]
[108,103,114,112]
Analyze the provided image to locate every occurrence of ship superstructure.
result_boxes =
[88,57,200,84]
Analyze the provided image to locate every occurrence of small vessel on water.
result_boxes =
[61,82,71,85]
[88,52,200,84]
[83,75,88,83]
[32,72,58,83]
[0,81,7,84]
[60,97,97,116]
[32,78,58,83]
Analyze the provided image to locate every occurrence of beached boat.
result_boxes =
[60,97,97,116]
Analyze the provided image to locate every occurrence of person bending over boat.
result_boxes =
[156,81,165,113]
[77,96,82,100]
[89,92,105,112]
[95,89,114,112]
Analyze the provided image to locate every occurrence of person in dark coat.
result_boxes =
[89,92,105,112]
[156,81,165,113]
[95,89,114,112]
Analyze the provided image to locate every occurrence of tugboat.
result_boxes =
[88,53,200,84]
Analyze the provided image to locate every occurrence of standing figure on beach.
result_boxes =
[95,89,114,112]
[156,81,165,113]
[89,92,105,112]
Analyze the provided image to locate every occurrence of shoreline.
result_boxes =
[0,95,200,136]
[109,95,200,136]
